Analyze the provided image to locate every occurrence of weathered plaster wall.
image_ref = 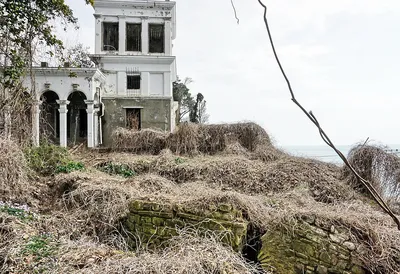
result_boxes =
[258,219,366,274]
[102,98,172,146]
[125,200,248,251]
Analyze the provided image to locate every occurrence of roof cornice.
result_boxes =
[32,67,105,81]
[91,54,176,65]
[95,0,175,10]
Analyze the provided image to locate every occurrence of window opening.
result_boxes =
[103,22,119,51]
[127,75,141,90]
[149,24,165,53]
[126,108,141,130]
[126,23,142,51]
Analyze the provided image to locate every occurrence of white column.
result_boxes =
[117,71,126,95]
[57,100,69,148]
[164,72,171,97]
[119,16,126,54]
[94,15,102,54]
[141,72,150,96]
[142,18,149,54]
[164,19,172,55]
[85,100,95,148]
[32,101,41,146]
[94,108,100,147]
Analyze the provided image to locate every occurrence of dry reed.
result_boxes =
[0,138,29,202]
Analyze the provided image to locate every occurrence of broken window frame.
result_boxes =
[126,23,142,52]
[126,108,141,130]
[102,22,119,51]
[149,23,165,53]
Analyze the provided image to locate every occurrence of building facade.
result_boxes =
[27,0,178,148]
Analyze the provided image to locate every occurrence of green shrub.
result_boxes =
[22,235,56,261]
[175,157,186,164]
[55,161,85,174]
[24,143,70,176]
[0,205,34,221]
[97,162,136,178]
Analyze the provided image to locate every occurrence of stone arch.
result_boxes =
[40,90,60,142]
[64,89,89,101]
[67,91,87,145]
[39,89,61,101]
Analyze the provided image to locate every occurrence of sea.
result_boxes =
[281,145,400,165]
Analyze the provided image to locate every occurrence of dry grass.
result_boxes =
[49,171,400,273]
[0,138,30,202]
[2,126,400,273]
[55,229,263,274]
[111,122,281,161]
[112,128,167,154]
[93,152,354,203]
[343,144,400,204]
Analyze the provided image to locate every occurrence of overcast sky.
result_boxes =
[62,0,400,146]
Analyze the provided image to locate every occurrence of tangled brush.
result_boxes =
[112,128,167,154]
[0,138,29,202]
[343,144,400,204]
[112,122,279,160]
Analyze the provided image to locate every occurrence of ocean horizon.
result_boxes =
[281,144,400,164]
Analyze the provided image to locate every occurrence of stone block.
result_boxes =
[316,265,328,274]
[343,241,356,251]
[152,217,165,226]
[218,203,232,212]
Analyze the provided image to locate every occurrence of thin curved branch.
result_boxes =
[257,0,400,230]
[230,0,240,24]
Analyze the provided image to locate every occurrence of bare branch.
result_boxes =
[230,0,240,24]
[257,0,400,230]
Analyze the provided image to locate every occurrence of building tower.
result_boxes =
[92,0,178,146]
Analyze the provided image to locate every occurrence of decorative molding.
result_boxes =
[44,83,51,89]
[95,0,175,10]
[56,100,70,106]
[72,83,79,91]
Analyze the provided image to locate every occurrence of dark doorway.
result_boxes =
[126,108,141,130]
[40,91,60,143]
[67,91,87,146]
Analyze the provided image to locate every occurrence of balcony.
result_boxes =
[127,89,141,97]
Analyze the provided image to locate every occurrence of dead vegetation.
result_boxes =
[0,138,31,202]
[111,122,283,161]
[343,144,400,207]
[112,128,167,155]
[93,152,353,204]
[1,124,400,273]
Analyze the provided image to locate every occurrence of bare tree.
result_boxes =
[198,100,209,124]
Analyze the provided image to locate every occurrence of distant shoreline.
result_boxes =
[281,144,400,164]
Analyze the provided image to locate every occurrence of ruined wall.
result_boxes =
[124,200,248,251]
[102,98,172,146]
[258,218,366,274]
[124,200,369,273]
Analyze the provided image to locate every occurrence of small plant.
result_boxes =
[24,142,70,175]
[175,157,186,164]
[0,205,34,221]
[55,161,85,174]
[22,235,56,261]
[98,162,136,178]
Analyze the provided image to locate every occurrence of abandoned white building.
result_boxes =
[25,0,178,147]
